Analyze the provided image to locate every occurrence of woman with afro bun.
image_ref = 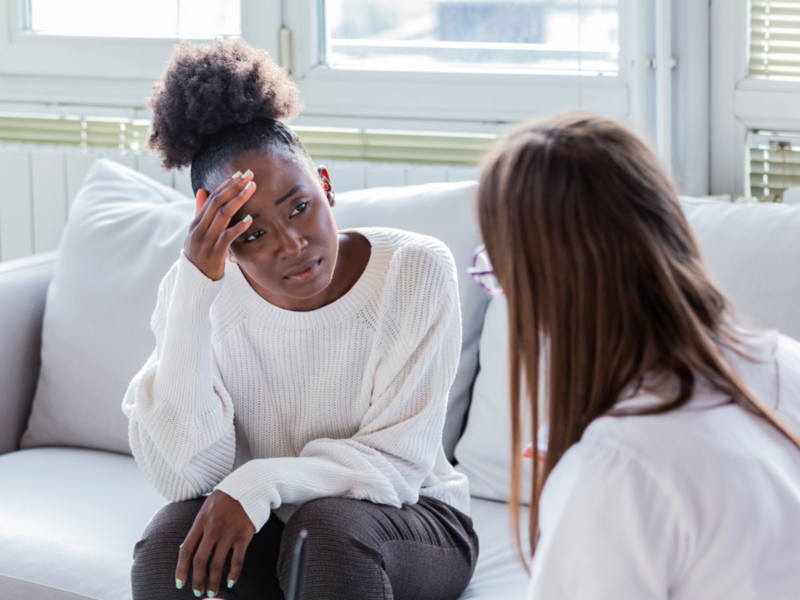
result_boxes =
[122,39,477,600]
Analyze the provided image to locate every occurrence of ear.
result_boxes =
[195,189,209,214]
[317,165,335,207]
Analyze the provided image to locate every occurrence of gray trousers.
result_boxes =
[132,495,479,600]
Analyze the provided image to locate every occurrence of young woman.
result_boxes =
[476,113,800,598]
[122,39,476,600]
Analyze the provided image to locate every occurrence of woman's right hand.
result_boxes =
[184,170,257,281]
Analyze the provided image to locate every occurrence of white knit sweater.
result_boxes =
[122,227,470,531]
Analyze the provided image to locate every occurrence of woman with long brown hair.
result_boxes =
[476,112,800,597]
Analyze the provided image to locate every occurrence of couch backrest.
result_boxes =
[18,160,488,460]
[0,252,56,455]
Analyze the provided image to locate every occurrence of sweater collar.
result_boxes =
[223,227,394,329]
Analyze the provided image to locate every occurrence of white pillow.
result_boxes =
[333,182,491,460]
[679,196,800,339]
[455,197,800,502]
[21,159,194,454]
[21,163,487,459]
[454,296,533,503]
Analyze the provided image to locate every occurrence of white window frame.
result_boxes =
[283,0,636,126]
[0,0,281,109]
[710,0,800,196]
[1,0,644,135]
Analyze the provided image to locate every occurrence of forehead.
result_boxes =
[227,152,316,213]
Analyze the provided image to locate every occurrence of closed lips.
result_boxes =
[286,258,321,278]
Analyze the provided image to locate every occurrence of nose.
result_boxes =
[273,225,307,260]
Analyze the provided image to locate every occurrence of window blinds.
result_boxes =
[749,141,800,199]
[0,113,494,165]
[750,1,800,77]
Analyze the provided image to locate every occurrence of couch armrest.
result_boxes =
[0,252,56,455]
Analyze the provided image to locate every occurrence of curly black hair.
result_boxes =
[147,39,308,194]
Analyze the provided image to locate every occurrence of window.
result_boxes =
[710,0,800,196]
[749,0,800,78]
[324,0,619,75]
[2,0,632,140]
[0,0,276,109]
[27,0,240,38]
[284,0,631,128]
[748,133,800,200]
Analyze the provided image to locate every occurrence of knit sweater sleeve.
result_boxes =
[121,251,237,502]
[215,244,462,531]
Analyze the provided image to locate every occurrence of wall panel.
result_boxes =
[0,149,33,261]
[31,150,67,253]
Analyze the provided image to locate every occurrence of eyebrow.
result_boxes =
[275,184,305,206]
[232,184,306,232]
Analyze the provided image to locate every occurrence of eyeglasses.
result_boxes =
[468,245,503,296]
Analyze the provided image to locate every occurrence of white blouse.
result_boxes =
[530,330,800,599]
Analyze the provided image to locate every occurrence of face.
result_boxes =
[218,152,338,311]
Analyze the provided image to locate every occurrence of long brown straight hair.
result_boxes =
[477,113,773,561]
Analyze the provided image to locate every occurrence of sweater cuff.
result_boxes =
[175,250,225,313]
[216,463,273,532]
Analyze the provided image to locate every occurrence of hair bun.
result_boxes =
[148,39,302,170]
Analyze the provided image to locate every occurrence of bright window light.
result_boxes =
[324,0,619,75]
[27,0,240,38]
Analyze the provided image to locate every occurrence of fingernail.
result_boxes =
[231,171,242,179]
[207,592,216,598]
[242,169,252,178]
[193,590,201,598]
[228,580,235,589]
[243,214,252,223]
[175,579,183,590]
[244,181,253,190]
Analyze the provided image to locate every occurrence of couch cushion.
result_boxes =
[21,159,194,454]
[462,498,530,599]
[21,159,486,459]
[455,197,800,503]
[679,196,800,339]
[0,448,167,600]
[0,447,526,599]
[454,296,533,504]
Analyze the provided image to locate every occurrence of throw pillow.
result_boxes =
[21,159,195,454]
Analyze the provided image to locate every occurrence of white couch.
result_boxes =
[2,160,800,600]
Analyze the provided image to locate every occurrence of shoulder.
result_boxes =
[356,227,458,300]
[533,438,687,597]
[351,228,460,342]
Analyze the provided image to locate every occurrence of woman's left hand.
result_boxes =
[176,490,255,597]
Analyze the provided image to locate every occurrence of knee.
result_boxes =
[132,499,204,578]
[282,497,361,550]
[278,498,379,584]
[140,499,203,544]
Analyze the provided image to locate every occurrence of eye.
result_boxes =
[244,230,264,243]
[291,202,309,217]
